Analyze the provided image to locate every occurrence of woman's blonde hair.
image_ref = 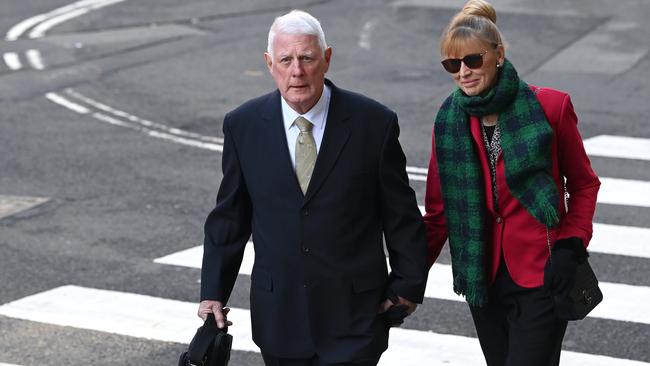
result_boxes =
[440,0,504,56]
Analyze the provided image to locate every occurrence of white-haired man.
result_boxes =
[198,10,428,366]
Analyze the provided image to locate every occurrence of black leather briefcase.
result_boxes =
[178,313,232,366]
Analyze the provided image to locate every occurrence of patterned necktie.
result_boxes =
[294,116,317,195]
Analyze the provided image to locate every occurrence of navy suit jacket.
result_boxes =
[201,80,428,362]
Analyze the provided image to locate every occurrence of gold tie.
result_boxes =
[294,116,317,194]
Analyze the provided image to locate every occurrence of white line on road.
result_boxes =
[92,113,224,151]
[407,173,427,182]
[6,0,128,41]
[591,223,650,259]
[28,8,89,39]
[6,14,49,41]
[63,89,224,144]
[418,206,650,259]
[0,285,257,352]
[584,135,650,161]
[0,195,50,220]
[45,92,223,151]
[1,285,647,366]
[407,173,650,208]
[154,243,650,325]
[45,92,90,114]
[406,166,428,175]
[25,49,45,70]
[599,177,650,208]
[3,52,22,70]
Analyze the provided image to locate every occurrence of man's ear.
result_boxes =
[264,52,273,71]
[323,47,332,72]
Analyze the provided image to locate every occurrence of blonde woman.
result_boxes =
[424,1,600,364]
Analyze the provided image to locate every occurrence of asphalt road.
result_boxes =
[1,0,649,365]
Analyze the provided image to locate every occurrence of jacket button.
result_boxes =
[302,246,310,253]
[496,216,503,224]
[302,209,309,216]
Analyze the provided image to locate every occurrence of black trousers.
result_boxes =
[469,262,568,366]
[261,352,381,366]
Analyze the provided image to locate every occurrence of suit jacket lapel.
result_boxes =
[261,90,304,197]
[303,82,351,205]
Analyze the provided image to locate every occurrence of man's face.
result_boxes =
[264,33,332,114]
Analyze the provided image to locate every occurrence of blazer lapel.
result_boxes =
[260,90,304,197]
[303,82,351,205]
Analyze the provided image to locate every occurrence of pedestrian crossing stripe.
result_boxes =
[0,285,648,366]
[414,206,650,259]
[588,223,650,258]
[598,177,650,208]
[584,135,650,161]
[154,244,650,325]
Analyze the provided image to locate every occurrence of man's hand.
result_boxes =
[198,300,232,329]
[379,296,417,315]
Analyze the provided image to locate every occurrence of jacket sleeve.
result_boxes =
[379,114,428,304]
[555,94,600,247]
[200,115,252,302]
[423,129,449,267]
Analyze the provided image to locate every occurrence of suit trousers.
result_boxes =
[468,261,568,366]
[261,352,381,366]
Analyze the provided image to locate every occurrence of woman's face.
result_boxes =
[443,39,505,96]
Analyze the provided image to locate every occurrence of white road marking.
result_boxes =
[63,89,224,144]
[3,52,22,70]
[359,20,376,49]
[6,14,49,41]
[409,173,650,208]
[28,8,89,39]
[407,173,427,181]
[92,113,224,151]
[154,244,650,325]
[591,223,650,259]
[45,92,223,151]
[599,177,650,208]
[25,49,45,70]
[6,0,128,41]
[418,205,650,259]
[1,286,648,366]
[0,195,50,220]
[584,135,650,161]
[45,92,90,114]
[406,166,428,175]
[0,285,258,352]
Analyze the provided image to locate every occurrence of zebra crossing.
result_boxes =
[1,133,650,365]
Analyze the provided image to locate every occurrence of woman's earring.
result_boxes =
[496,63,501,68]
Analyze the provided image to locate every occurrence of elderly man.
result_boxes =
[198,9,428,366]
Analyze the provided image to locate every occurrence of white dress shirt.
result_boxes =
[281,85,331,168]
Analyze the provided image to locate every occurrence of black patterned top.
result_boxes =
[481,123,501,211]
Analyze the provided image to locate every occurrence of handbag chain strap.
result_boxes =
[547,177,570,264]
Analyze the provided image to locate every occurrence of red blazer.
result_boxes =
[424,86,600,288]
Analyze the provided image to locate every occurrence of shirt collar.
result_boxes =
[281,85,331,131]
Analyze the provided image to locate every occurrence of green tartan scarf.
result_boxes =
[434,59,560,306]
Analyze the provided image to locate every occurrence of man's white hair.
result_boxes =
[267,10,328,57]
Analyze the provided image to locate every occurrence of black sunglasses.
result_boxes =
[441,50,488,73]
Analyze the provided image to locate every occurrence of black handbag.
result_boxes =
[545,180,603,321]
[178,313,232,366]
[552,258,603,321]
